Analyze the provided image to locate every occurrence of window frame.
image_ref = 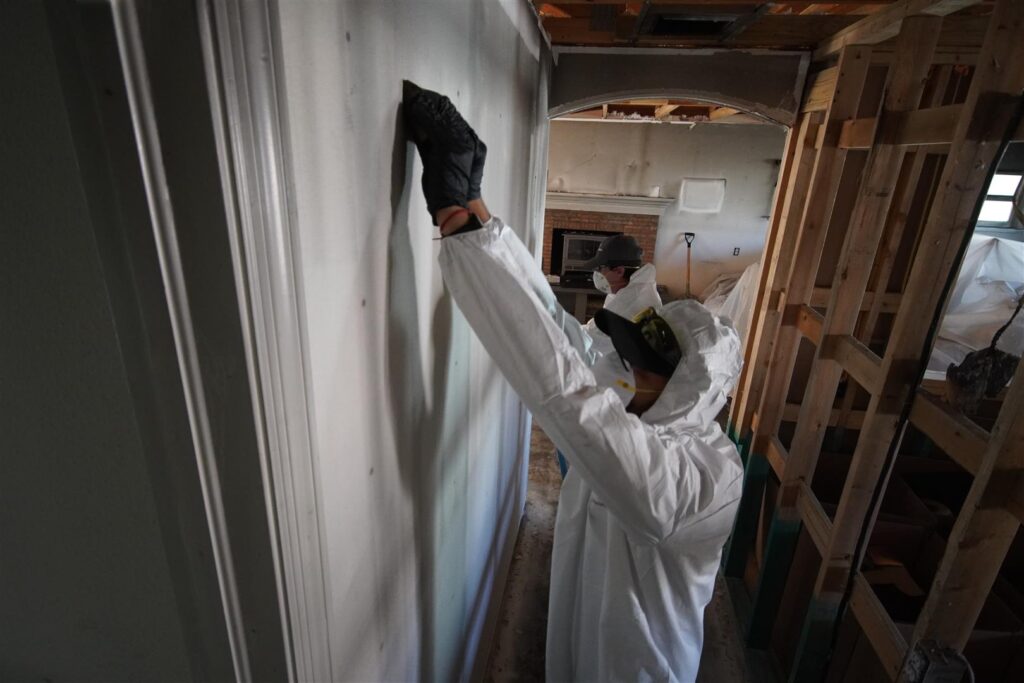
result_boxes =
[976,172,1024,229]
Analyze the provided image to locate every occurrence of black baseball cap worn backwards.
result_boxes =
[595,306,683,378]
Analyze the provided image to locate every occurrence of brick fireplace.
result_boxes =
[542,209,661,276]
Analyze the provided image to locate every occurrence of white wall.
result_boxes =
[273,2,546,680]
[548,120,787,296]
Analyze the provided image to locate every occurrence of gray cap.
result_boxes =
[581,234,643,270]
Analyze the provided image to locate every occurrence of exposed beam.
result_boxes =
[738,52,875,649]
[785,303,825,345]
[765,435,788,478]
[539,1,895,4]
[785,22,944,680]
[723,114,822,582]
[730,127,799,438]
[833,67,955,438]
[537,3,571,19]
[841,103,1024,149]
[840,104,962,149]
[710,106,741,121]
[908,389,988,475]
[780,403,866,428]
[630,0,652,43]
[721,4,773,43]
[906,358,1024,657]
[850,575,909,680]
[545,15,861,47]
[654,103,678,120]
[820,334,883,394]
[810,288,901,312]
[801,66,838,113]
[730,113,824,439]
[814,0,983,60]
[785,15,940,502]
[798,483,832,554]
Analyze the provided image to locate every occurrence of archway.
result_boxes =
[541,91,792,341]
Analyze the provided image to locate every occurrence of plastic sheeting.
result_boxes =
[701,261,760,343]
[700,236,1024,378]
[929,235,1024,373]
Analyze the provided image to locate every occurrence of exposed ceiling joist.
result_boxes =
[710,106,742,120]
[537,1,898,5]
[813,0,984,59]
[537,0,992,52]
[654,103,680,119]
[558,99,768,125]
[721,4,772,42]
[537,4,572,19]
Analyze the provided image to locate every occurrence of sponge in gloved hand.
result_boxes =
[403,80,486,222]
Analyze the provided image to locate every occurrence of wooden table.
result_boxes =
[551,284,603,323]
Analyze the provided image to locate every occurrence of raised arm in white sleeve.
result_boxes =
[496,227,597,366]
[439,218,729,543]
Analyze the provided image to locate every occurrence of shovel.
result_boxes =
[682,232,697,300]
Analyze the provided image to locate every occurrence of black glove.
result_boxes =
[403,81,486,222]
[468,138,486,202]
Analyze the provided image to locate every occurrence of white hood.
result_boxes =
[603,263,659,315]
[642,299,743,429]
[586,263,663,357]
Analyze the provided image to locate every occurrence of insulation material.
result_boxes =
[928,235,1024,373]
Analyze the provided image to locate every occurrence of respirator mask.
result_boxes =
[592,269,612,294]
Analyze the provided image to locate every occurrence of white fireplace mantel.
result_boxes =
[545,191,675,216]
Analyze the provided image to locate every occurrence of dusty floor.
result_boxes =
[486,423,561,681]
[485,423,769,682]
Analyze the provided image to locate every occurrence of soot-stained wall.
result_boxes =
[273,1,548,680]
[547,119,787,296]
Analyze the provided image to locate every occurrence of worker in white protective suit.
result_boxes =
[583,233,663,356]
[404,81,744,683]
[549,234,662,477]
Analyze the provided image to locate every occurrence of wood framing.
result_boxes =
[908,389,988,474]
[783,17,940,512]
[902,361,1024,668]
[802,66,839,114]
[726,1,1024,680]
[729,113,821,444]
[839,104,962,149]
[727,43,873,645]
[813,0,982,59]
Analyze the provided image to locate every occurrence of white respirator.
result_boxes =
[592,270,612,294]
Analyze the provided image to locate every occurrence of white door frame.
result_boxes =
[196,1,333,680]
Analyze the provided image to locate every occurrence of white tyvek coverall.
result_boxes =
[439,218,744,683]
[585,263,663,356]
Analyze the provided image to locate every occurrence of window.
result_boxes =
[978,173,1023,227]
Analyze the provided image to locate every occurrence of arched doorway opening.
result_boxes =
[542,94,790,344]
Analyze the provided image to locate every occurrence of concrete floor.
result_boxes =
[485,423,769,682]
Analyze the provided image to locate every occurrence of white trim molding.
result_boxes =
[545,191,675,215]
[198,1,333,681]
[110,1,252,679]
